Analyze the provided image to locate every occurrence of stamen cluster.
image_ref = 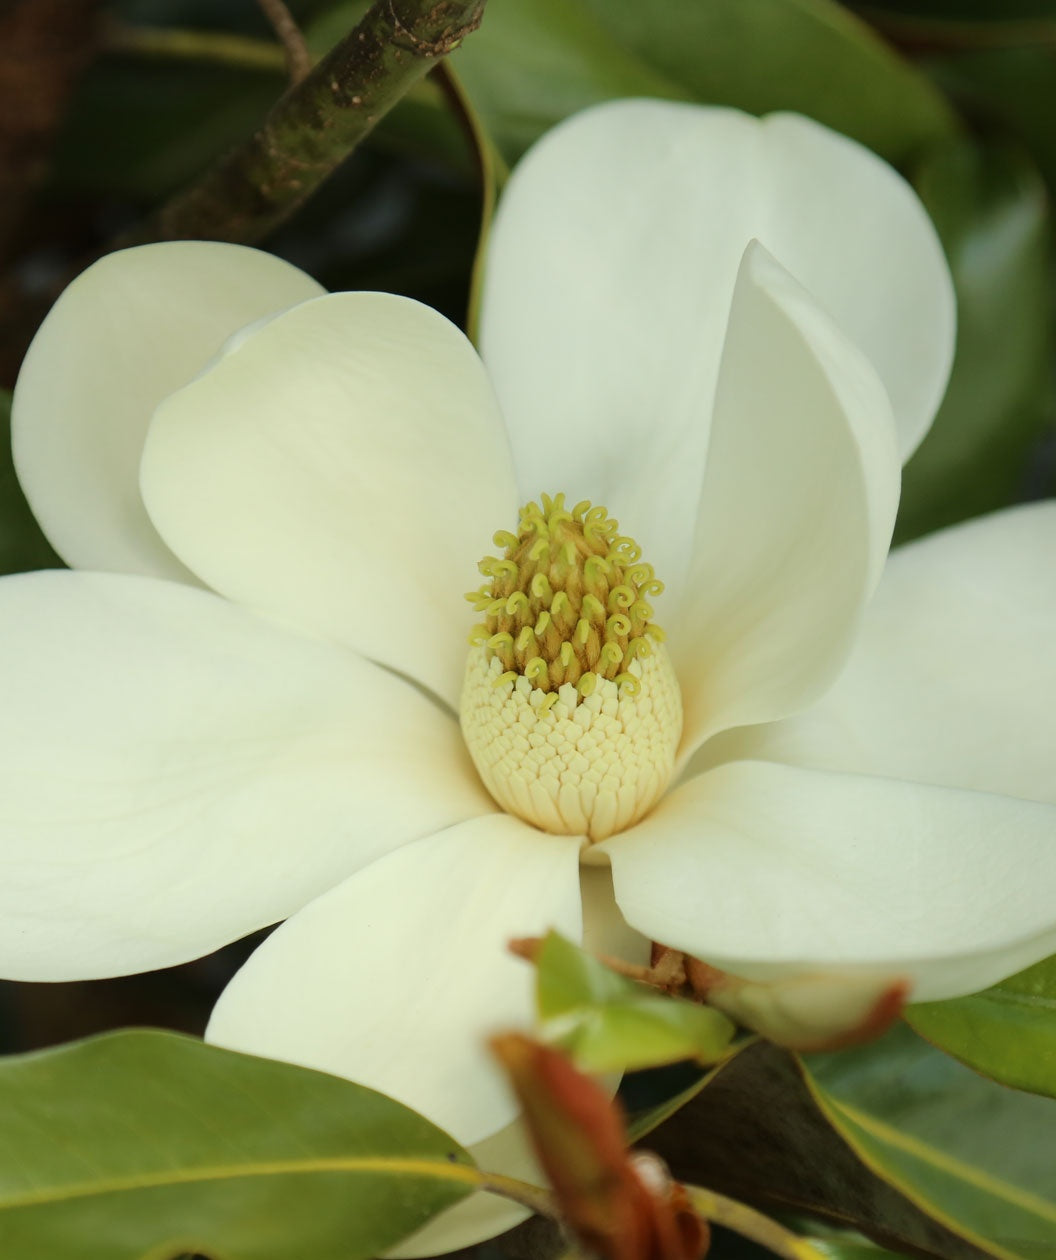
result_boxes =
[466,494,665,696]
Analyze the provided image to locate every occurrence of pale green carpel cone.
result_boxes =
[460,495,683,841]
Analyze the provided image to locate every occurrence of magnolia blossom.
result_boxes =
[4,100,1056,1252]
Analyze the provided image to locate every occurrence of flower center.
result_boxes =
[460,494,683,841]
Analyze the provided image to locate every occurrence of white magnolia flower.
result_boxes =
[4,100,1056,1252]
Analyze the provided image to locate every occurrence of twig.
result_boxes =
[116,0,488,247]
[256,0,312,83]
[429,60,507,343]
[685,1185,828,1260]
[479,1171,560,1220]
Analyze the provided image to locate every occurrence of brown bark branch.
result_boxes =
[118,0,488,247]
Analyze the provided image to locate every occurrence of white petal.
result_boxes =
[695,503,1056,807]
[580,863,650,965]
[384,1120,538,1257]
[0,571,490,981]
[141,292,518,709]
[601,760,1056,1002]
[672,244,900,755]
[481,100,953,593]
[12,243,324,579]
[206,818,584,1147]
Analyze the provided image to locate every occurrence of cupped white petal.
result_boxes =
[672,244,900,756]
[385,1121,539,1257]
[696,503,1056,806]
[12,242,324,579]
[601,760,1056,1002]
[0,571,490,982]
[206,818,583,1148]
[141,292,518,709]
[481,99,952,593]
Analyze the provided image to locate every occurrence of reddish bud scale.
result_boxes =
[491,1033,709,1260]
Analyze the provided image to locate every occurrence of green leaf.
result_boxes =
[0,1029,479,1260]
[534,932,736,1074]
[648,1030,1056,1260]
[452,0,688,165]
[896,136,1054,542]
[454,0,956,165]
[906,955,1056,1101]
[0,389,60,576]
[807,1024,1056,1258]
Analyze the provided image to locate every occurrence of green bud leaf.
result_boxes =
[533,931,736,1074]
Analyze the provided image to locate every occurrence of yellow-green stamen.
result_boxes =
[465,494,666,695]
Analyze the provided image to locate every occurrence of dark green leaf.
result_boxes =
[906,955,1056,1101]
[0,389,61,576]
[454,0,956,165]
[452,0,687,165]
[649,1031,1056,1260]
[808,1024,1056,1256]
[896,137,1054,541]
[534,932,736,1074]
[0,1029,478,1260]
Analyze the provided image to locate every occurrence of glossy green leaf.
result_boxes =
[807,1024,1056,1257]
[0,389,60,576]
[454,0,956,165]
[452,0,687,165]
[649,1029,1056,1260]
[0,1029,479,1260]
[534,932,736,1074]
[649,1039,987,1260]
[896,136,1054,541]
[906,955,1056,1101]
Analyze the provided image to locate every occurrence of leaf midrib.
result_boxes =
[0,1154,482,1212]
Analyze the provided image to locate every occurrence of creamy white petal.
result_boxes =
[694,503,1056,807]
[672,245,900,756]
[580,863,650,965]
[12,243,324,579]
[0,570,490,982]
[481,99,953,595]
[141,292,518,709]
[206,818,583,1148]
[385,1120,538,1257]
[601,760,1056,1002]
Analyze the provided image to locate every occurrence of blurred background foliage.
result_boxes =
[0,5,1054,1254]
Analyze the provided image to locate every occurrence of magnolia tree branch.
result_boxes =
[119,0,487,247]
